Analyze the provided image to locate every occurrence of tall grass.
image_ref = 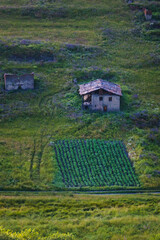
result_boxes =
[0,194,160,239]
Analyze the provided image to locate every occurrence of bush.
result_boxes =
[0,226,75,240]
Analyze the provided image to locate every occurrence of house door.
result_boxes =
[103,105,107,112]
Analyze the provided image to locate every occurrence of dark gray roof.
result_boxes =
[79,79,122,96]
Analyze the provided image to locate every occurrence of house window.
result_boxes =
[109,97,112,102]
[99,97,103,101]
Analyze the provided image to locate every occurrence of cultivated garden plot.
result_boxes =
[54,139,140,187]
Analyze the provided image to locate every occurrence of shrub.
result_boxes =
[0,226,75,240]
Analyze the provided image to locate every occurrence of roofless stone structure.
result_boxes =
[4,73,34,91]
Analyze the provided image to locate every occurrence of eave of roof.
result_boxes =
[79,79,122,96]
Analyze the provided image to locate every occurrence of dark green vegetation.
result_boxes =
[0,0,160,190]
[0,194,160,239]
[54,139,140,187]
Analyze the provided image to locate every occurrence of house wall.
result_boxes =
[91,94,120,111]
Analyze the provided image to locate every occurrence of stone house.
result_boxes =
[4,73,34,91]
[144,8,152,20]
[79,79,122,112]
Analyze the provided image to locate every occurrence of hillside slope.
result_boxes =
[0,0,159,190]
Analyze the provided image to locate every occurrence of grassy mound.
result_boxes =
[54,139,140,188]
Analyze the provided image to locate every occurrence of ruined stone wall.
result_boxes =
[145,14,152,21]
[19,74,34,90]
[4,73,34,91]
[4,74,19,91]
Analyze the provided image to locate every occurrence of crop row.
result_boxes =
[54,139,140,187]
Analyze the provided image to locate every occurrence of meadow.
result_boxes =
[0,193,160,239]
[0,0,160,191]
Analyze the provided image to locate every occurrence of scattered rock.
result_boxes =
[64,43,102,53]
[19,39,43,45]
[73,78,77,84]
[132,94,138,99]
[10,52,56,63]
[150,128,159,133]
[48,141,55,147]
[147,174,152,178]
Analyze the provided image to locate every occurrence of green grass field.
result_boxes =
[0,193,160,240]
[0,0,160,191]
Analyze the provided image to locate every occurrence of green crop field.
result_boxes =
[54,139,140,188]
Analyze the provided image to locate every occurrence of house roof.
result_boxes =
[79,79,122,96]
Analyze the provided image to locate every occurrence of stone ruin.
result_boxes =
[4,73,34,91]
[144,8,152,21]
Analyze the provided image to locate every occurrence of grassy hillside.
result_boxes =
[0,0,160,190]
[0,193,160,240]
